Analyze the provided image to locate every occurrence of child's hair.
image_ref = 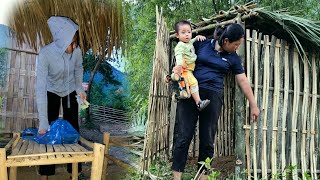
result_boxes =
[174,20,192,33]
[213,23,244,46]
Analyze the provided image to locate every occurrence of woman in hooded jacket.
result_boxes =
[36,16,86,180]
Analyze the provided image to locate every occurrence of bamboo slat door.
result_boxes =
[243,29,319,179]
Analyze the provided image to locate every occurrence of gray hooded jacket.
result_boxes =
[36,16,85,131]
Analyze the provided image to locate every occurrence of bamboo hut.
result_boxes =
[143,4,320,179]
[1,0,124,133]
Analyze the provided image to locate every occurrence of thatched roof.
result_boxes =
[170,3,320,61]
[8,0,124,57]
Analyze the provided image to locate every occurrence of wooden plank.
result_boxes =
[53,145,64,159]
[17,140,28,155]
[31,142,40,160]
[10,139,23,156]
[46,145,55,159]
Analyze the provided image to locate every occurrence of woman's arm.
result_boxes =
[235,73,260,121]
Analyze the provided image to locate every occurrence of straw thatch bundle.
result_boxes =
[8,0,124,57]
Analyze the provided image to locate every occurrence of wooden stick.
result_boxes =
[102,132,110,180]
[90,143,105,180]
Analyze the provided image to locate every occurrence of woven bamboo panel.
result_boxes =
[2,35,38,133]
[244,29,320,179]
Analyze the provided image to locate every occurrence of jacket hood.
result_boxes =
[47,16,78,55]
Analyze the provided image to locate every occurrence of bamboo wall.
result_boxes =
[1,34,38,133]
[142,7,170,171]
[243,29,320,179]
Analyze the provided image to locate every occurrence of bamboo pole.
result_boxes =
[281,41,289,180]
[300,54,309,180]
[309,54,317,180]
[261,35,270,179]
[245,28,253,180]
[234,20,246,179]
[291,49,300,180]
[252,29,259,180]
[271,38,280,177]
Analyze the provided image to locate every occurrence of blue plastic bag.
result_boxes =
[22,119,80,144]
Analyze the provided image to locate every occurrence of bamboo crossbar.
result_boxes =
[80,137,94,148]
[7,151,93,159]
[5,155,94,167]
[4,47,39,55]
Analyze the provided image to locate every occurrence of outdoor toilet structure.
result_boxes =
[143,4,320,179]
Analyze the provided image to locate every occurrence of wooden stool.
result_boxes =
[0,133,105,180]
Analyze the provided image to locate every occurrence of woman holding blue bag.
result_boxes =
[35,16,86,180]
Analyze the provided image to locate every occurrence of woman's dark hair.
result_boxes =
[174,20,192,33]
[213,23,244,46]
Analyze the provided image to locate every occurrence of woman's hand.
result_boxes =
[38,129,47,134]
[79,92,86,102]
[195,35,206,41]
[250,104,260,122]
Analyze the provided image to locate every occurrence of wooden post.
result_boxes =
[9,167,17,180]
[0,148,8,180]
[72,163,78,180]
[90,143,105,180]
[102,132,110,180]
[234,19,246,179]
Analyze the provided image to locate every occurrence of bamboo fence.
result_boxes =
[1,34,38,133]
[243,29,320,179]
[141,6,170,172]
[90,104,129,125]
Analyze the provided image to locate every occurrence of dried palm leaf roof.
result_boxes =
[170,3,320,63]
[8,0,124,57]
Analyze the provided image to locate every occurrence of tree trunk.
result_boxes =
[86,55,104,120]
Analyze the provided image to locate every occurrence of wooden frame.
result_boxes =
[0,133,105,180]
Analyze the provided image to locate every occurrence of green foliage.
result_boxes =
[83,52,120,86]
[196,158,220,180]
